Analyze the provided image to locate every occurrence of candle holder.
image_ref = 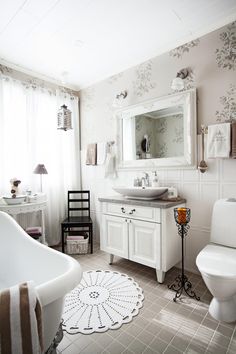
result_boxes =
[168,207,200,302]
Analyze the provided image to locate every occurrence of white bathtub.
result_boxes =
[0,211,82,351]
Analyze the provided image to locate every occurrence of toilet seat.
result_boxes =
[196,244,236,279]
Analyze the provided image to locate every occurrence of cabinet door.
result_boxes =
[101,215,129,258]
[129,219,161,268]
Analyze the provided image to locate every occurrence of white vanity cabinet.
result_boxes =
[99,197,185,283]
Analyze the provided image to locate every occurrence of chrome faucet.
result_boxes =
[141,172,151,187]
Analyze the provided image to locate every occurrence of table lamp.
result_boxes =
[33,164,48,192]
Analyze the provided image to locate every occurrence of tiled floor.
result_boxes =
[57,245,236,354]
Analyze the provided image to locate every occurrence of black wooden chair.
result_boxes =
[61,190,93,254]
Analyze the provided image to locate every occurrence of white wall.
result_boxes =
[79,21,236,273]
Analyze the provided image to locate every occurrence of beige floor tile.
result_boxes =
[176,305,192,317]
[163,345,182,354]
[57,334,73,352]
[92,332,113,349]
[61,342,81,354]
[211,332,231,348]
[215,323,234,338]
[133,315,150,329]
[145,322,162,336]
[228,338,236,351]
[81,342,103,354]
[158,325,177,343]
[185,343,206,354]
[106,339,126,354]
[72,334,93,351]
[125,323,143,337]
[127,338,147,353]
[137,329,156,346]
[108,328,122,338]
[201,318,218,331]
[143,347,159,354]
[170,333,191,352]
[116,332,135,347]
[149,336,168,352]
[206,341,228,354]
[141,308,156,321]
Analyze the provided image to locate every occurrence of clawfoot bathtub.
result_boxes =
[0,211,82,351]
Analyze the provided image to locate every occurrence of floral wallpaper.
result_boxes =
[215,84,236,122]
[169,39,200,59]
[132,60,156,97]
[215,21,236,70]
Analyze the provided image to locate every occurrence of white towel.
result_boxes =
[207,123,231,158]
[104,151,117,178]
[86,143,97,165]
[0,281,43,354]
[97,142,107,165]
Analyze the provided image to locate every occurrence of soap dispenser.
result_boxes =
[152,171,159,187]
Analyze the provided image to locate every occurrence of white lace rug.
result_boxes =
[62,270,144,334]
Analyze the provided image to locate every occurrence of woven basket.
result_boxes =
[67,237,89,255]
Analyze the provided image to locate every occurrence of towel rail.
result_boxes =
[201,121,235,135]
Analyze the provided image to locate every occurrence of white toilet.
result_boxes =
[196,198,236,323]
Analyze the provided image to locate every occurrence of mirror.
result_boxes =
[116,89,197,170]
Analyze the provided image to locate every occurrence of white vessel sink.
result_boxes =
[113,186,168,200]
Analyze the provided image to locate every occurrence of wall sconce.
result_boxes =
[171,68,189,91]
[57,104,72,131]
[112,90,128,107]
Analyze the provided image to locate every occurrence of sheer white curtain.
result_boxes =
[0,76,81,245]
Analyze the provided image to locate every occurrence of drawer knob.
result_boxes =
[121,207,126,214]
[129,209,136,215]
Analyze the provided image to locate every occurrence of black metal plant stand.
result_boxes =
[168,208,200,302]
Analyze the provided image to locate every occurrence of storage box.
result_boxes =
[66,236,89,255]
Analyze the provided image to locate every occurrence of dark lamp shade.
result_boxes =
[33,164,48,175]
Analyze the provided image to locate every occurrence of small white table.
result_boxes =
[0,200,47,245]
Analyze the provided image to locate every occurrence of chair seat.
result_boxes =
[62,216,92,226]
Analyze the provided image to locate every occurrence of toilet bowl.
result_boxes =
[196,199,236,323]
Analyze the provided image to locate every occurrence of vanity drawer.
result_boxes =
[105,203,160,223]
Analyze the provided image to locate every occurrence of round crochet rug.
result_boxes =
[62,270,144,334]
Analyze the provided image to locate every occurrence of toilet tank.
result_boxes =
[211,199,236,248]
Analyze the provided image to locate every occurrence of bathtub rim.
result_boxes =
[0,211,82,307]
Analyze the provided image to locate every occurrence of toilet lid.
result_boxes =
[196,244,236,278]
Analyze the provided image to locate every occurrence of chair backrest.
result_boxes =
[67,191,90,219]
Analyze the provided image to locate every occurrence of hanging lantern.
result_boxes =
[57,104,72,131]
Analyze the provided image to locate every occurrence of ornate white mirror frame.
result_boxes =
[116,89,197,170]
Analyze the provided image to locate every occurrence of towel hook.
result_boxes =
[107,141,115,147]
